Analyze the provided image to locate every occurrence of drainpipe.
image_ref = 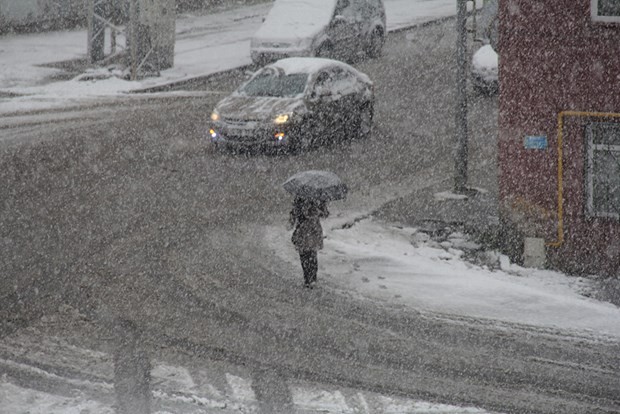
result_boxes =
[547,110,620,248]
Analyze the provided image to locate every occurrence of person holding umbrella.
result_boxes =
[283,170,347,289]
[289,197,329,288]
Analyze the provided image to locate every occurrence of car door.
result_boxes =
[329,67,367,138]
[327,0,361,61]
[350,0,370,49]
[307,69,343,143]
[328,67,356,133]
[306,70,333,143]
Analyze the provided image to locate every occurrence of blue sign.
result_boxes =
[524,135,548,149]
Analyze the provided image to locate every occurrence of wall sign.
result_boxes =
[524,135,548,149]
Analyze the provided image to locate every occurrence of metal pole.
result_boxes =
[454,0,469,193]
[129,0,138,80]
[87,0,94,60]
[88,0,105,62]
[111,27,117,55]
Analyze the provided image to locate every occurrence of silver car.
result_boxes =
[250,0,386,65]
[208,57,374,153]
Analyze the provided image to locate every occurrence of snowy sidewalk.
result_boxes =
[0,0,478,114]
[266,196,620,341]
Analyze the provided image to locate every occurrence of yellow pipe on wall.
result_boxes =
[547,110,620,247]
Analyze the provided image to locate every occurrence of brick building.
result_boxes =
[498,0,620,275]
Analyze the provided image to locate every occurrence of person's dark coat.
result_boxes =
[290,198,328,252]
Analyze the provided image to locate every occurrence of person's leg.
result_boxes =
[308,251,318,284]
[299,251,312,286]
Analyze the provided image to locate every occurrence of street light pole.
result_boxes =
[454,0,469,193]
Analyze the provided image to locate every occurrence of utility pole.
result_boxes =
[87,0,106,62]
[454,0,469,193]
[129,0,139,80]
[128,0,175,80]
[86,0,174,79]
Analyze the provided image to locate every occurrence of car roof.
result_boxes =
[253,0,338,41]
[265,57,369,81]
[268,57,343,74]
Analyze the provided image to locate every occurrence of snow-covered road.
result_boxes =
[1,2,619,413]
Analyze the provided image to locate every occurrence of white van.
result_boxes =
[250,0,386,65]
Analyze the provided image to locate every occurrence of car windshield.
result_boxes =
[239,70,308,97]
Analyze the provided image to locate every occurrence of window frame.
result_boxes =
[585,122,620,219]
[591,0,620,23]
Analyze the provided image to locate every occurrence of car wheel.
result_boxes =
[358,103,373,140]
[288,137,302,154]
[208,142,219,154]
[214,142,234,154]
[366,29,384,59]
[288,134,310,154]
[316,42,333,59]
[472,79,498,96]
[472,82,486,95]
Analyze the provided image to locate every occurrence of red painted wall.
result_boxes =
[498,0,620,275]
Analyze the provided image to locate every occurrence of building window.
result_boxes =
[591,0,620,23]
[586,122,620,218]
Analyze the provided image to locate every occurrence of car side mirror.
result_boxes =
[310,87,331,101]
[331,15,346,27]
[318,88,332,97]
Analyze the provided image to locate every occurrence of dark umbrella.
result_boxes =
[283,170,348,201]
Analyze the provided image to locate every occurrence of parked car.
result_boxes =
[470,0,498,94]
[471,44,498,94]
[208,57,374,152]
[250,0,386,65]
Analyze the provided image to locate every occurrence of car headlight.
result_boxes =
[273,113,291,124]
[210,110,220,121]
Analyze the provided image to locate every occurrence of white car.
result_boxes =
[250,0,386,65]
[471,44,498,94]
[470,0,498,94]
